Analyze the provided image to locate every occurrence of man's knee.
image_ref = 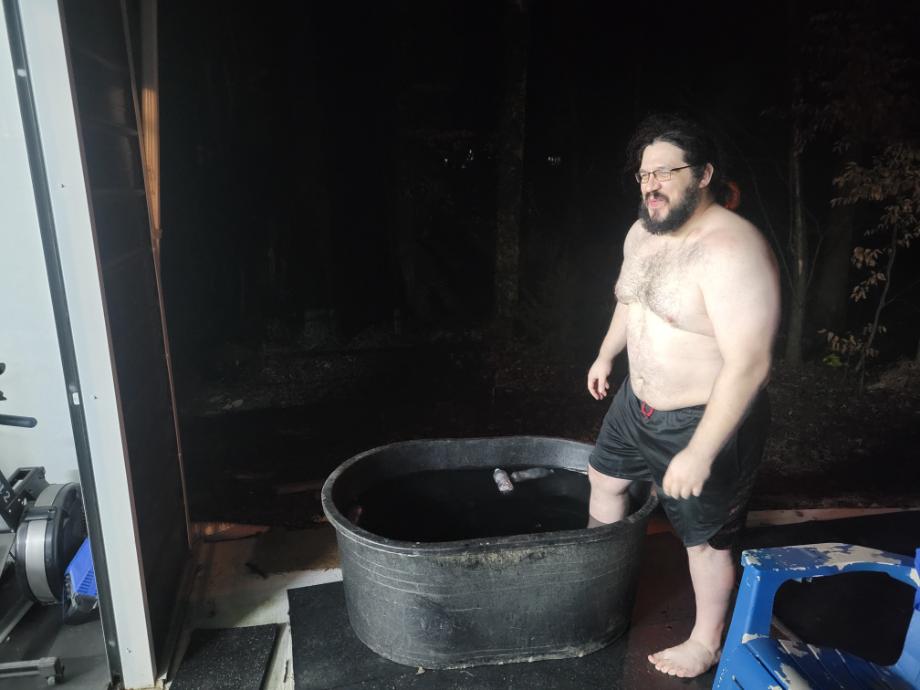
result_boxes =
[686,542,734,564]
[686,542,716,557]
[588,465,632,497]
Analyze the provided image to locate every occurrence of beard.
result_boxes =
[638,183,702,235]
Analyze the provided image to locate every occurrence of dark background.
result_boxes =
[159,1,788,361]
[154,1,920,522]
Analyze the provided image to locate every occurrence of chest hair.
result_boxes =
[617,241,703,324]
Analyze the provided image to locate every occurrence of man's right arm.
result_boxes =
[598,301,628,361]
[587,223,638,400]
[587,301,628,400]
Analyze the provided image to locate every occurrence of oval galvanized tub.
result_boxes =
[321,436,656,669]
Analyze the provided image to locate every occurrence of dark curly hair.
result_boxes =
[626,113,731,205]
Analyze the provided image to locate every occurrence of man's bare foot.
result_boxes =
[648,638,720,678]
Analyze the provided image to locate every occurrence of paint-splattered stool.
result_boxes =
[714,543,920,689]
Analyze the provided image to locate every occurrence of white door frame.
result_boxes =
[3,0,161,686]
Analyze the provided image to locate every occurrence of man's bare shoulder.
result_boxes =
[695,206,781,344]
[694,206,780,317]
[623,220,645,255]
[696,206,773,261]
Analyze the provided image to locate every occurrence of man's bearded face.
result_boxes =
[639,180,702,235]
[636,140,704,235]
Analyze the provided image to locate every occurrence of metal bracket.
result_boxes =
[0,656,64,685]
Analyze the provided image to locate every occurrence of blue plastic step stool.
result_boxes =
[714,543,920,689]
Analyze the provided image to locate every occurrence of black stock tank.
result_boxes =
[321,437,656,669]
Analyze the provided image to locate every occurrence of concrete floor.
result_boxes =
[193,507,916,689]
[0,604,109,690]
[173,530,344,690]
[2,506,914,689]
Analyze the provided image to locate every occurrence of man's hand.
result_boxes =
[661,448,714,499]
[587,358,613,400]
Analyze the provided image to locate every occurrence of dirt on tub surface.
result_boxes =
[178,334,920,527]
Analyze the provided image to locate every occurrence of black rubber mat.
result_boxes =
[172,624,278,690]
[287,582,643,689]
[287,536,716,690]
[287,512,919,689]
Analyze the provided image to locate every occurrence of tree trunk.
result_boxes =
[287,4,333,327]
[784,0,807,366]
[785,133,808,366]
[812,150,862,334]
[564,76,583,239]
[494,0,529,335]
[856,226,898,392]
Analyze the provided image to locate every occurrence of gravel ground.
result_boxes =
[178,338,920,526]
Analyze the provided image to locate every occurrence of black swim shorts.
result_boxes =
[589,377,770,549]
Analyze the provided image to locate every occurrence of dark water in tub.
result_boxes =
[353,467,593,542]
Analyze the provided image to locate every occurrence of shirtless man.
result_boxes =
[586,114,780,679]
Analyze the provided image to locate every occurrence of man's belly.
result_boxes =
[625,307,722,409]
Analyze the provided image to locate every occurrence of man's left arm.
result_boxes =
[662,231,780,500]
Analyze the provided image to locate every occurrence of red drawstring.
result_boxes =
[640,401,655,419]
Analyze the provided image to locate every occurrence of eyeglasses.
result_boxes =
[634,165,692,184]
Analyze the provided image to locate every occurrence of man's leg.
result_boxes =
[648,542,734,677]
[587,465,632,527]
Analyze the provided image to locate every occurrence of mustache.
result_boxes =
[645,191,668,203]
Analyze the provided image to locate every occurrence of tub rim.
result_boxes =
[321,435,658,556]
